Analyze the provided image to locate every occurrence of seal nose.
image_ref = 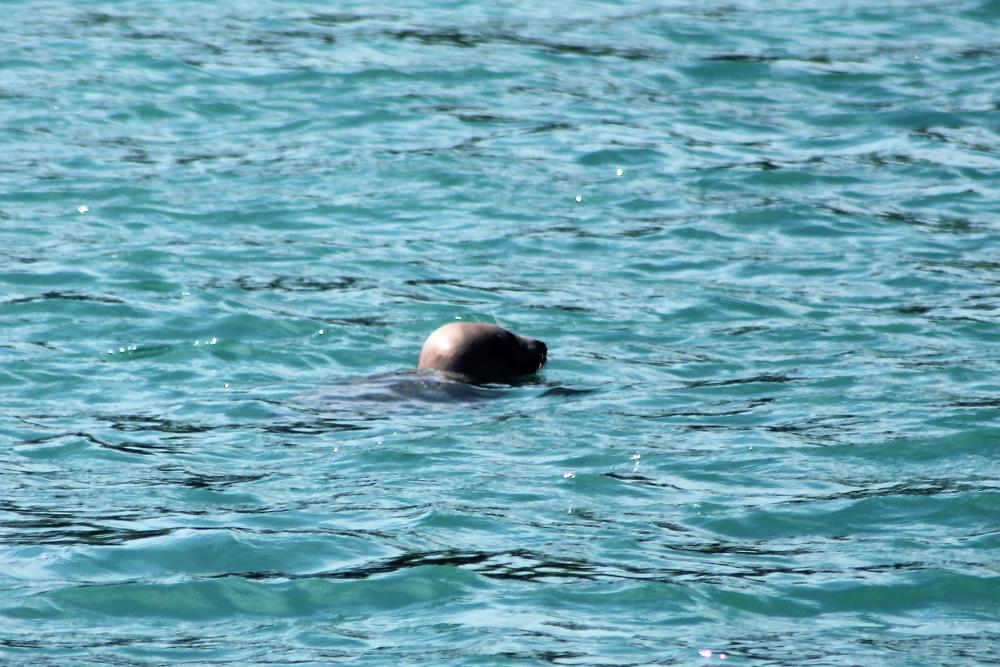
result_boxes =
[522,338,546,371]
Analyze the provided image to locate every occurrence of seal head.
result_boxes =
[417,322,547,382]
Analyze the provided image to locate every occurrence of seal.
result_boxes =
[417,322,547,382]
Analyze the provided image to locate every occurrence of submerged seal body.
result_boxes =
[417,322,547,382]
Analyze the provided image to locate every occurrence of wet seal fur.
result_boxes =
[417,322,547,383]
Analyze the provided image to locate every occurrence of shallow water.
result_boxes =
[2,0,999,664]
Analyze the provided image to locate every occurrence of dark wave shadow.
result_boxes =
[201,544,898,585]
[385,28,658,61]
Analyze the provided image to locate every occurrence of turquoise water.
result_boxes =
[2,0,999,664]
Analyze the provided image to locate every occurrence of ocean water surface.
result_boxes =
[2,0,999,664]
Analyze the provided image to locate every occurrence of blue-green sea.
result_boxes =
[2,1,999,664]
